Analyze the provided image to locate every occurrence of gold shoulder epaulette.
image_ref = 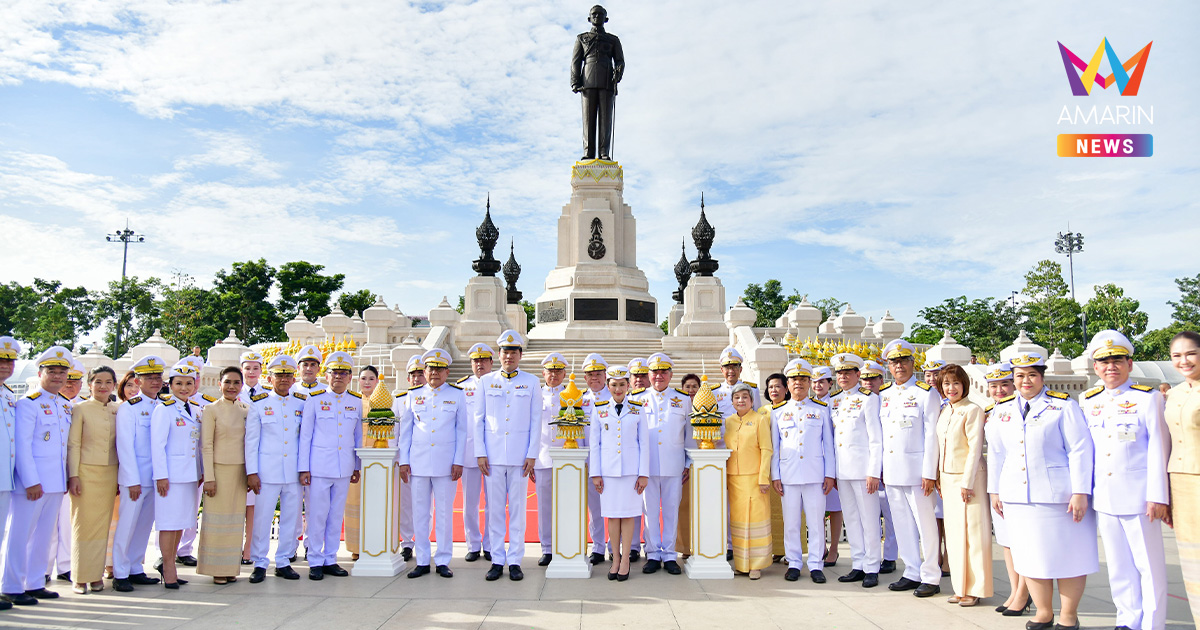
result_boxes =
[292,392,307,401]
[3,384,11,393]
[771,400,786,409]
[409,385,423,391]
[628,399,644,406]
[997,393,1016,404]
[674,388,689,395]
[709,383,720,390]
[595,400,610,407]
[744,381,757,388]
[456,375,471,384]
[830,388,843,397]
[985,403,995,413]
[159,393,172,401]
[631,387,646,395]
[1130,383,1153,392]
[449,383,463,390]
[251,392,270,402]
[858,387,872,396]
[1046,390,1069,400]
[1083,386,1103,399]
[60,392,72,401]
[916,381,932,391]
[161,397,177,406]
[879,383,893,392]
[347,390,362,399]
[128,395,143,405]
[811,398,828,407]
[26,391,42,400]
[395,390,409,398]
[202,393,217,403]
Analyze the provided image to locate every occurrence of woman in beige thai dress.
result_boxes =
[725,383,773,578]
[197,367,249,583]
[67,366,120,594]
[1168,330,1200,624]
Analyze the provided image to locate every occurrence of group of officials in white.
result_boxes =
[0,326,1187,630]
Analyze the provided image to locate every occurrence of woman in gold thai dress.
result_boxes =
[66,366,120,593]
[726,383,773,578]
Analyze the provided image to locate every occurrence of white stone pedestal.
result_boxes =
[685,448,734,579]
[352,447,406,577]
[545,447,592,578]
[674,276,728,338]
[459,276,509,345]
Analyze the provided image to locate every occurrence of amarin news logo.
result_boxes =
[1057,38,1152,96]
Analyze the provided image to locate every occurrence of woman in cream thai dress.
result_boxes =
[935,364,992,606]
[726,382,773,578]
[197,367,249,583]
[66,366,120,594]
[1168,330,1200,625]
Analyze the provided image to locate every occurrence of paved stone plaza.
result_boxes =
[3,531,1193,630]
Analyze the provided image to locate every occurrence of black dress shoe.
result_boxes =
[664,560,682,575]
[629,549,640,562]
[485,564,504,581]
[784,568,801,581]
[538,554,552,567]
[323,564,348,577]
[862,573,879,588]
[608,569,618,580]
[112,578,134,592]
[401,548,413,562]
[483,551,491,562]
[128,572,160,585]
[275,566,300,580]
[914,583,941,598]
[26,588,59,599]
[241,558,254,565]
[289,555,297,564]
[0,600,10,610]
[465,551,481,562]
[879,559,896,574]
[590,553,605,565]
[616,571,628,582]
[1024,621,1055,630]
[436,565,453,578]
[249,568,266,584]
[642,559,661,574]
[508,565,523,581]
[725,550,733,561]
[163,581,182,590]
[407,565,430,579]
[838,569,865,583]
[309,567,324,580]
[56,571,71,582]
[1053,624,1079,630]
[2,592,37,606]
[889,577,920,591]
[810,570,827,584]
[176,555,198,567]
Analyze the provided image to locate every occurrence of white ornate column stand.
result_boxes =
[352,446,406,577]
[545,447,592,578]
[685,447,734,579]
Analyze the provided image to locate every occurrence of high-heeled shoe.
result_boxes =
[1003,596,1032,617]
[156,564,188,588]
[1023,618,1053,630]
[607,570,618,580]
[617,571,629,582]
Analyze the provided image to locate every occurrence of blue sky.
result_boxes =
[1,0,1196,340]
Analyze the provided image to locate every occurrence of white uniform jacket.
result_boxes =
[579,387,611,449]
[116,394,158,487]
[642,387,691,477]
[987,388,1094,504]
[0,385,17,491]
[770,398,835,484]
[14,388,71,493]
[879,377,941,486]
[473,370,543,466]
[151,396,202,483]
[245,390,305,485]
[830,386,883,480]
[588,399,649,478]
[300,389,363,478]
[535,384,566,469]
[398,382,467,477]
[457,374,483,468]
[713,380,762,423]
[237,383,267,406]
[1081,382,1170,515]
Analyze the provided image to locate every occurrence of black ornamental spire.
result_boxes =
[503,239,522,304]
[689,192,719,276]
[472,195,501,276]
[672,238,692,303]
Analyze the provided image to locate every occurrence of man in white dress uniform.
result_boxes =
[457,343,494,563]
[112,356,167,592]
[639,352,688,576]
[829,352,884,588]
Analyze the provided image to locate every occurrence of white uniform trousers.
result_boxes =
[176,488,204,556]
[413,475,456,566]
[587,473,605,555]
[782,483,827,571]
[879,485,898,561]
[399,477,414,550]
[642,475,683,562]
[534,468,552,554]
[305,475,351,568]
[0,493,8,577]
[112,486,156,579]
[485,465,527,566]
[251,482,301,569]
[1098,512,1167,630]
[885,484,940,584]
[2,491,64,593]
[46,499,71,574]
[295,485,307,553]
[461,466,489,553]
[839,479,882,573]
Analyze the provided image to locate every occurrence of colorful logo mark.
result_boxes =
[1058,39,1152,96]
[1057,134,1152,157]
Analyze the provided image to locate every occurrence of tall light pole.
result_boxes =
[107,220,145,358]
[1054,229,1085,341]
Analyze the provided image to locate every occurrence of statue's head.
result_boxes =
[589,5,608,26]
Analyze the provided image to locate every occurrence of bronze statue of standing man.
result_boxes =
[571,5,624,161]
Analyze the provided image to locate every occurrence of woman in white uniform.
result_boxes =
[988,353,1097,630]
[589,366,649,581]
[984,362,1030,616]
[151,363,204,589]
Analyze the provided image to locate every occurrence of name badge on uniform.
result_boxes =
[899,419,912,428]
[1117,430,1136,442]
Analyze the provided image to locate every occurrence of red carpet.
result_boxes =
[450,478,540,542]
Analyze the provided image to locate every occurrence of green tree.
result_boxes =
[1083,283,1148,340]
[1022,260,1083,356]
[277,261,345,321]
[908,296,1024,358]
[211,259,282,344]
[742,280,803,327]
[660,318,670,335]
[8,279,96,354]
[519,299,537,330]
[337,289,377,318]
[811,297,848,322]
[1137,273,1200,360]
[1138,323,1190,361]
[456,296,465,314]
[0,282,37,340]
[158,272,216,352]
[93,276,163,357]
[1168,273,1200,326]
